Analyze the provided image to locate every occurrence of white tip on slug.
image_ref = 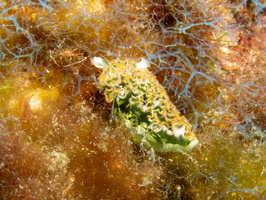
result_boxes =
[173,124,186,138]
[91,57,109,69]
[187,139,198,151]
[135,58,150,69]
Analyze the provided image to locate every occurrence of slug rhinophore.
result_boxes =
[91,57,198,153]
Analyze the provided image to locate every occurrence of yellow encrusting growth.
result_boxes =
[92,57,198,153]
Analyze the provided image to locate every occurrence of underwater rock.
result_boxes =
[91,57,198,153]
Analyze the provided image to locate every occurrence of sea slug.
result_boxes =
[91,57,198,153]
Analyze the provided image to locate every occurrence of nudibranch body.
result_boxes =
[91,57,198,153]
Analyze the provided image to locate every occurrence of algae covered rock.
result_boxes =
[91,57,198,153]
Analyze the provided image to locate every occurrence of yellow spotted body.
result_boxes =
[92,57,198,152]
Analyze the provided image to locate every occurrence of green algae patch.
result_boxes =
[160,132,266,199]
[197,136,266,199]
[0,80,14,104]
[0,75,61,120]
